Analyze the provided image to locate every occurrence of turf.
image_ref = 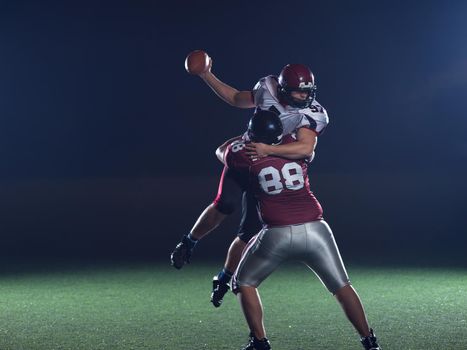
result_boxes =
[0,262,466,349]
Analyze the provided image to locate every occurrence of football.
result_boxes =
[185,50,210,75]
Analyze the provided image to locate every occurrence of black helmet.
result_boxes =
[247,109,283,145]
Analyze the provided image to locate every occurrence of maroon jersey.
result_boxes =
[225,135,323,227]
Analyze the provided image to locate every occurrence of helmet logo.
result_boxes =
[299,82,313,88]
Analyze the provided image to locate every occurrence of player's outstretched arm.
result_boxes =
[198,58,255,109]
[245,128,317,160]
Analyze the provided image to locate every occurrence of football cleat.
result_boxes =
[360,328,381,350]
[170,234,197,270]
[241,332,271,350]
[210,275,230,307]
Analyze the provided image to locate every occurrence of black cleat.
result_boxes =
[210,275,230,307]
[170,235,197,270]
[361,328,381,350]
[241,332,271,350]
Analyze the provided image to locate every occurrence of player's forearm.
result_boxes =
[266,141,314,159]
[201,72,254,108]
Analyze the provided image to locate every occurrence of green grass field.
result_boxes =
[0,262,466,349]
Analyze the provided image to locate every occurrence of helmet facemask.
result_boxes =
[279,83,317,109]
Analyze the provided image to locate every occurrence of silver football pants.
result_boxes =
[233,220,350,294]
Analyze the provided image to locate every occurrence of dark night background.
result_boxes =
[0,1,466,266]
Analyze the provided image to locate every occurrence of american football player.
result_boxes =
[224,110,381,350]
[171,60,328,308]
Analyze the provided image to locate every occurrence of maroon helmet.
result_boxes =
[278,64,317,108]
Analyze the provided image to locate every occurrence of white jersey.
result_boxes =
[251,75,329,136]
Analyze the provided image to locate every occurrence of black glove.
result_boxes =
[170,234,198,269]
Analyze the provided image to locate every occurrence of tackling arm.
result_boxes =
[245,127,317,160]
[215,135,242,163]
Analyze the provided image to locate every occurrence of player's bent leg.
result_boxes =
[171,204,227,270]
[335,285,382,350]
[301,220,351,293]
[191,165,243,240]
[238,286,267,340]
[233,227,289,349]
[172,165,240,270]
[301,221,381,349]
[211,189,261,308]
[233,228,286,295]
[334,284,371,337]
[225,236,247,272]
[211,237,247,307]
[190,203,227,238]
[238,286,271,350]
